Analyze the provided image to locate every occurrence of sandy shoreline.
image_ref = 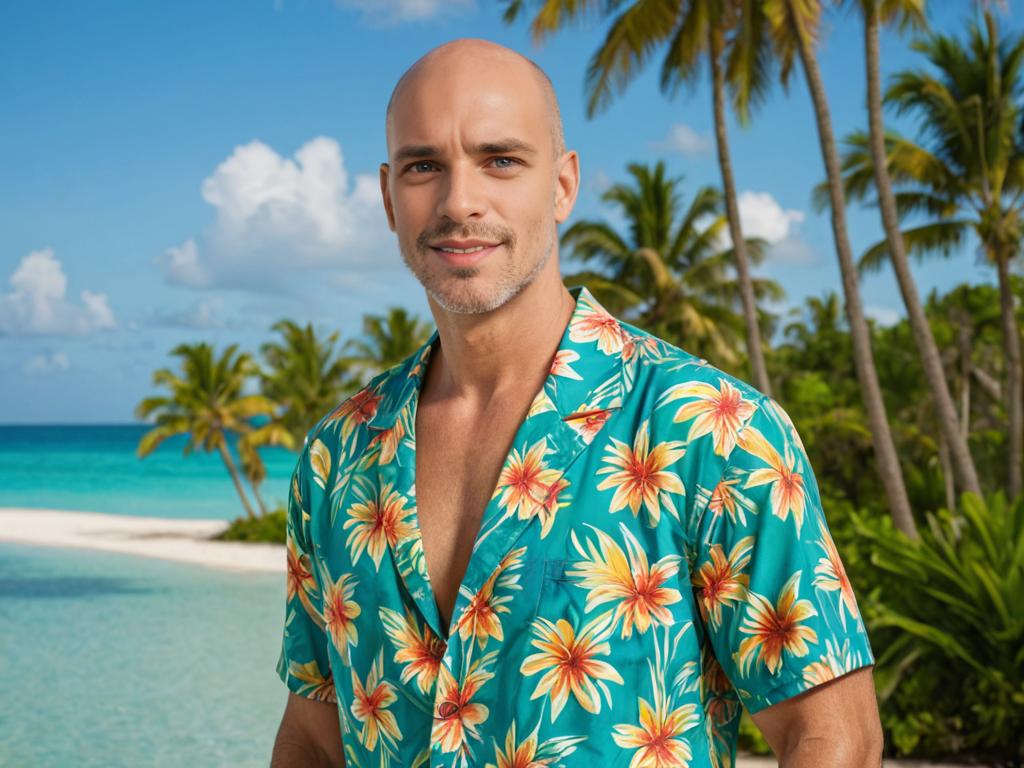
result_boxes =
[0,507,285,573]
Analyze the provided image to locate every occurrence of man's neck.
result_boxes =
[423,275,576,412]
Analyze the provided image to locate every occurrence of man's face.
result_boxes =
[380,50,577,315]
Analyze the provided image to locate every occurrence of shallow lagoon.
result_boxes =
[0,542,289,767]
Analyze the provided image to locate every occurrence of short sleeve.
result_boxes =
[689,394,875,714]
[275,441,337,703]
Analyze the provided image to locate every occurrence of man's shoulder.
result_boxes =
[617,319,769,407]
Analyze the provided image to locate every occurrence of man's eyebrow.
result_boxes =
[392,139,538,163]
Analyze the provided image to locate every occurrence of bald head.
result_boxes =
[385,38,565,159]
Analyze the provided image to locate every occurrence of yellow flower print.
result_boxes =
[320,569,361,665]
[567,522,683,638]
[430,652,496,757]
[691,536,754,629]
[287,659,336,703]
[812,520,859,629]
[659,379,757,458]
[342,480,416,570]
[737,425,808,533]
[350,649,402,752]
[736,572,818,675]
[519,609,624,721]
[596,419,686,526]
[378,605,446,695]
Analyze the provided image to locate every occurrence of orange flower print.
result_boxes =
[378,605,446,695]
[431,653,496,758]
[493,438,563,521]
[520,610,624,721]
[737,426,807,533]
[287,659,336,703]
[535,476,571,539]
[660,380,757,458]
[704,473,756,527]
[812,520,859,629]
[567,522,683,638]
[550,349,582,380]
[597,419,686,526]
[692,536,754,629]
[456,547,526,650]
[321,570,361,665]
[350,650,402,752]
[326,385,382,443]
[736,572,818,675]
[285,532,322,627]
[802,639,863,686]
[612,694,699,768]
[342,480,416,570]
[565,407,613,445]
[367,415,405,466]
[569,294,624,355]
[483,720,586,768]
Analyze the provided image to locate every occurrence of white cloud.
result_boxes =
[712,191,817,265]
[156,137,392,292]
[0,248,117,336]
[737,191,804,243]
[23,350,70,375]
[587,168,613,194]
[334,0,475,26]
[650,123,713,156]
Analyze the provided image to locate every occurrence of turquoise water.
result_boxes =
[0,424,297,520]
[0,542,290,767]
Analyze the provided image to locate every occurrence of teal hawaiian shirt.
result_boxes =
[276,284,875,768]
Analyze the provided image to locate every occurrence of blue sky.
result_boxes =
[1,0,1020,424]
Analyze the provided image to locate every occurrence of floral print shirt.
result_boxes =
[277,284,875,768]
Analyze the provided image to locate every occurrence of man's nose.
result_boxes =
[435,160,488,222]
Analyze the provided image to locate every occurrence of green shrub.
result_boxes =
[854,492,1024,766]
[215,505,287,544]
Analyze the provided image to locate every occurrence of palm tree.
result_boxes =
[135,342,284,520]
[560,161,783,370]
[844,0,984,499]
[834,10,1024,497]
[755,0,917,537]
[258,319,354,450]
[501,0,775,396]
[343,308,433,379]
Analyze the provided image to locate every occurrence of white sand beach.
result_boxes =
[0,507,285,573]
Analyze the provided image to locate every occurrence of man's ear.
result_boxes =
[380,162,396,231]
[553,150,580,225]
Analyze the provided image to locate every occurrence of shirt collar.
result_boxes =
[365,284,629,434]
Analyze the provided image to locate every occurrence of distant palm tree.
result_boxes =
[258,318,354,449]
[135,342,285,520]
[842,0,984,499]
[756,0,917,537]
[561,161,782,370]
[834,10,1024,497]
[501,0,776,396]
[344,308,433,380]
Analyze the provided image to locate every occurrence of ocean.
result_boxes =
[0,424,298,520]
[0,425,300,767]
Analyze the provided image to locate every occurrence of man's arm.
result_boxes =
[751,666,884,767]
[270,691,346,768]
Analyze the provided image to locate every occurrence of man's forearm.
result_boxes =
[270,735,343,768]
[779,734,883,768]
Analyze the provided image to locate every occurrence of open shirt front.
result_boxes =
[277,284,875,768]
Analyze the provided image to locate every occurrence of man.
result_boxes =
[271,38,883,768]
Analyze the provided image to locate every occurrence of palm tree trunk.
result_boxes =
[863,7,982,498]
[248,478,270,516]
[216,441,258,520]
[937,431,956,513]
[995,251,1023,497]
[709,20,772,397]
[787,0,917,538]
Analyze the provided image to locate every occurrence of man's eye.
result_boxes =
[491,157,520,169]
[408,162,436,173]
